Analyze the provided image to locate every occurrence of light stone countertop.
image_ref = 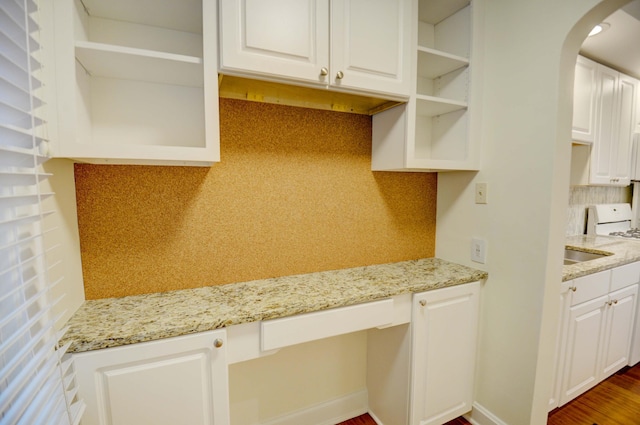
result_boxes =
[61,258,488,353]
[563,235,640,281]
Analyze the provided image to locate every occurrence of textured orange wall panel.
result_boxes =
[75,99,437,299]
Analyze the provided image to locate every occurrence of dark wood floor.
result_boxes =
[340,362,640,425]
[337,412,470,425]
[548,362,640,424]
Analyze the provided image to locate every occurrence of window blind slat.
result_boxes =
[0,7,25,49]
[0,343,56,421]
[0,210,54,230]
[1,0,84,423]
[0,77,44,111]
[0,124,47,150]
[0,99,44,129]
[1,192,53,208]
[0,170,50,186]
[0,329,58,421]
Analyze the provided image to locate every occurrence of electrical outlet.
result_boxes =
[475,182,488,204]
[471,238,487,264]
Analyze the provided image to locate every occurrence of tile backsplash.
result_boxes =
[566,185,632,235]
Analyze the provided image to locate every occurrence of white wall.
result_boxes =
[435,0,630,424]
[229,332,368,424]
[42,159,86,328]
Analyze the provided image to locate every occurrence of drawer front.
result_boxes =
[261,298,394,351]
[611,262,640,292]
[571,270,611,306]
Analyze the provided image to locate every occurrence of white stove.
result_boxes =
[587,203,638,238]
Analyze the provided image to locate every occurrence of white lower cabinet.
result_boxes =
[73,330,230,425]
[600,285,638,378]
[409,282,480,425]
[73,282,482,425]
[556,262,640,407]
[559,292,609,404]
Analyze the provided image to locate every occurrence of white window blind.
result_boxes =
[0,0,85,424]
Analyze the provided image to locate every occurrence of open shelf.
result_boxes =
[416,95,467,116]
[51,0,219,165]
[371,0,477,172]
[75,41,203,87]
[417,46,469,80]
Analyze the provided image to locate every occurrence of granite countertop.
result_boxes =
[61,258,488,353]
[563,235,640,281]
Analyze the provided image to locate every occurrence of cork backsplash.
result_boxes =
[75,99,437,299]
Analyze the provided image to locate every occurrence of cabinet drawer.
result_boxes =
[611,262,640,292]
[261,299,394,351]
[571,270,611,306]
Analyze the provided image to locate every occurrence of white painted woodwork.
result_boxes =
[218,0,411,99]
[218,0,328,86]
[611,73,638,185]
[600,285,638,379]
[410,282,480,425]
[572,56,598,143]
[371,2,477,172]
[548,281,574,412]
[367,324,412,425]
[559,293,608,405]
[329,0,411,97]
[590,66,618,185]
[261,299,394,351]
[71,282,482,425]
[589,62,639,186]
[228,293,411,364]
[637,89,640,134]
[558,262,640,406]
[73,330,229,425]
[610,261,640,292]
[50,0,219,165]
[569,269,610,306]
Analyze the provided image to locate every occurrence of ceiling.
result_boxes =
[580,0,640,79]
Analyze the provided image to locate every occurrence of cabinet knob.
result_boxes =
[419,299,427,306]
[320,67,328,76]
[607,300,613,307]
[213,338,224,348]
[570,286,577,292]
[336,71,344,80]
[613,299,618,304]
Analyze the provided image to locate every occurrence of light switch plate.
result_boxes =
[471,238,486,264]
[475,182,488,204]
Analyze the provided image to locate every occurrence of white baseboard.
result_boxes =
[465,402,508,425]
[260,390,369,425]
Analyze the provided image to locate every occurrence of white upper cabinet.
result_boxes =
[589,63,638,186]
[218,0,328,86]
[371,0,478,172]
[329,0,411,97]
[49,0,220,166]
[218,0,411,99]
[572,56,598,143]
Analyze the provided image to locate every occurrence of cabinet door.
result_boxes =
[410,282,480,425]
[73,330,229,425]
[330,0,411,97]
[218,0,329,85]
[590,66,619,185]
[610,74,638,186]
[600,285,638,379]
[559,294,608,405]
[572,56,598,143]
[549,283,574,411]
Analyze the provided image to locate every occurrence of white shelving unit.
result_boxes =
[50,0,219,166]
[372,0,477,171]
